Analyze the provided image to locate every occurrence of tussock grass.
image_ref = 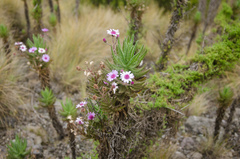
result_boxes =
[0,47,27,128]
[49,4,128,93]
[148,142,177,159]
[197,134,230,159]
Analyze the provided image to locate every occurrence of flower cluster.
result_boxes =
[106,70,134,94]
[14,29,51,69]
[75,101,96,125]
[103,29,120,53]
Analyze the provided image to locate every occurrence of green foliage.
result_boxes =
[148,64,203,108]
[59,98,77,120]
[32,0,42,22]
[39,87,56,107]
[87,0,126,10]
[194,11,201,23]
[7,135,31,159]
[49,13,57,27]
[0,24,9,39]
[148,3,240,109]
[218,87,233,107]
[106,37,148,78]
[26,34,51,69]
[86,36,149,114]
[27,34,46,49]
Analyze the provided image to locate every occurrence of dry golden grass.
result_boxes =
[48,3,129,93]
[197,134,231,159]
[148,141,178,159]
[0,49,27,127]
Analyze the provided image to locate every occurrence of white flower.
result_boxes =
[107,70,119,82]
[19,45,27,52]
[15,42,23,46]
[67,115,72,120]
[75,117,84,125]
[112,82,118,94]
[120,71,134,83]
[76,101,87,108]
[90,61,94,65]
[98,70,102,75]
[38,48,46,53]
[107,29,120,37]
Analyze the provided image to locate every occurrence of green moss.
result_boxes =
[147,3,240,109]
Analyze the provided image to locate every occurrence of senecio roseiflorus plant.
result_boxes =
[15,29,65,139]
[61,29,149,158]
[7,135,31,159]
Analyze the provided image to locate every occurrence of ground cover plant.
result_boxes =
[0,0,240,159]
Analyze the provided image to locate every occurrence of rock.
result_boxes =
[171,151,187,159]
[26,125,48,144]
[181,137,196,150]
[185,116,215,134]
[190,152,203,159]
[32,145,43,158]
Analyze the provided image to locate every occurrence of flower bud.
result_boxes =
[103,38,107,43]
[27,62,30,65]
[102,87,107,92]
[93,95,98,100]
[85,61,88,64]
[131,81,134,85]
[93,84,98,89]
[87,72,91,77]
[76,66,81,71]
[100,61,105,68]
[90,61,94,65]
[81,108,85,112]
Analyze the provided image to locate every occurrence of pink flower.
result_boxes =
[107,29,120,37]
[75,117,84,125]
[19,45,27,52]
[76,101,87,108]
[42,54,50,62]
[112,82,118,94]
[15,42,23,46]
[88,112,95,120]
[103,38,107,43]
[120,71,134,83]
[29,47,37,53]
[42,28,49,32]
[107,70,119,82]
[38,48,46,53]
[131,81,134,85]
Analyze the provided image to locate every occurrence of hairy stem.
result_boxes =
[55,0,61,24]
[224,98,239,139]
[157,0,187,70]
[75,0,80,20]
[214,106,227,143]
[39,68,64,139]
[48,0,54,13]
[48,105,65,139]
[23,0,31,38]
[68,123,76,159]
[130,6,143,45]
[203,0,221,35]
